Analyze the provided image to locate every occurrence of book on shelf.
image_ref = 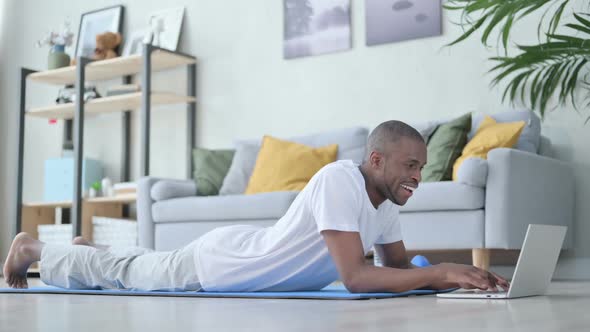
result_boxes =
[105,84,141,96]
[113,182,137,195]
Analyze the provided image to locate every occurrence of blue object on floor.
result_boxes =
[0,284,456,300]
[411,255,431,268]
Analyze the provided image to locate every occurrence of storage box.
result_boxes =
[44,157,103,201]
[38,224,72,245]
[92,217,137,247]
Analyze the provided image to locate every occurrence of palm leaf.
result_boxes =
[445,1,590,118]
[489,33,590,117]
[445,0,570,49]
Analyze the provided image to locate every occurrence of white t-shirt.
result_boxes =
[194,160,402,292]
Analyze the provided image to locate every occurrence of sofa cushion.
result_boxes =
[240,126,368,162]
[453,115,525,180]
[152,191,299,222]
[219,142,260,195]
[400,210,484,250]
[192,148,235,196]
[400,181,484,212]
[219,127,368,195]
[421,113,471,182]
[470,110,541,153]
[245,136,338,194]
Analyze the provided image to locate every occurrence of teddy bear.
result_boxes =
[93,31,122,60]
[70,31,122,65]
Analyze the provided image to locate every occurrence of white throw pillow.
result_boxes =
[219,142,260,195]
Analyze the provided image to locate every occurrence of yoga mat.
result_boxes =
[0,284,457,300]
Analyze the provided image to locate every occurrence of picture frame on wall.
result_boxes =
[74,5,124,59]
[283,0,352,59]
[146,6,185,51]
[365,0,441,46]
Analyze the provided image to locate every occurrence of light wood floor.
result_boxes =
[1,279,589,332]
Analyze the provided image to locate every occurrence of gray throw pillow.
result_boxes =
[219,142,260,195]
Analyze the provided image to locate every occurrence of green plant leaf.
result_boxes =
[444,0,590,120]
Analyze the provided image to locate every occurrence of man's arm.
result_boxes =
[374,242,409,269]
[321,230,509,293]
[375,241,461,289]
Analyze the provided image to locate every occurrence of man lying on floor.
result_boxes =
[4,120,509,293]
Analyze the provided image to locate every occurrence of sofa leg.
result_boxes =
[472,249,491,271]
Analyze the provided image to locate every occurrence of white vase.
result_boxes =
[101,178,112,197]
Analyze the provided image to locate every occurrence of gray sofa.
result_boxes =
[137,124,574,269]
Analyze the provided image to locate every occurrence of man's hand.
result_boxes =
[434,263,510,291]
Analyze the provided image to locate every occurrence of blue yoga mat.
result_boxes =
[0,284,456,300]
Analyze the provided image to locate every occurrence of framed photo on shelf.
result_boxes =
[147,6,185,51]
[122,28,151,57]
[74,5,124,59]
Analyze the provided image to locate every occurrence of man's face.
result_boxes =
[375,137,427,206]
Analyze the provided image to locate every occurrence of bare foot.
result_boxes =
[3,233,43,289]
[72,236,109,250]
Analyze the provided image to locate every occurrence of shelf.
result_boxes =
[23,193,137,208]
[27,49,197,85]
[86,193,137,204]
[27,92,196,119]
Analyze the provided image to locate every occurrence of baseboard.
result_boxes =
[491,257,590,281]
[554,257,590,280]
[405,249,520,266]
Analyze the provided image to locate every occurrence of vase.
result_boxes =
[48,45,70,70]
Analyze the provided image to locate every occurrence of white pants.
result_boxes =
[39,240,202,291]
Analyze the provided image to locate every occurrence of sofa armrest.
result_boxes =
[485,148,574,249]
[138,177,198,249]
[150,179,197,201]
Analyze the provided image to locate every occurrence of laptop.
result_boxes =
[437,224,567,299]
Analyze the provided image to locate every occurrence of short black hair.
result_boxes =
[365,120,424,158]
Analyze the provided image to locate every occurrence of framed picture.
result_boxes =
[122,29,151,57]
[365,0,441,46]
[147,7,185,51]
[74,5,124,59]
[283,0,351,59]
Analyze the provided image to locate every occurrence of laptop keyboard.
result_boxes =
[460,290,507,295]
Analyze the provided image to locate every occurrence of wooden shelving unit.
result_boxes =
[28,50,196,85]
[16,45,198,243]
[24,193,137,207]
[28,92,196,119]
[21,193,137,242]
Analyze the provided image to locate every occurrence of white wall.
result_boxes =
[1,0,588,278]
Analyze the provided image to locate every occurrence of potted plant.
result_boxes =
[445,0,590,123]
[37,20,75,70]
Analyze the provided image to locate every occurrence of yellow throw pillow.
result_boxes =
[245,136,338,194]
[453,116,525,180]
